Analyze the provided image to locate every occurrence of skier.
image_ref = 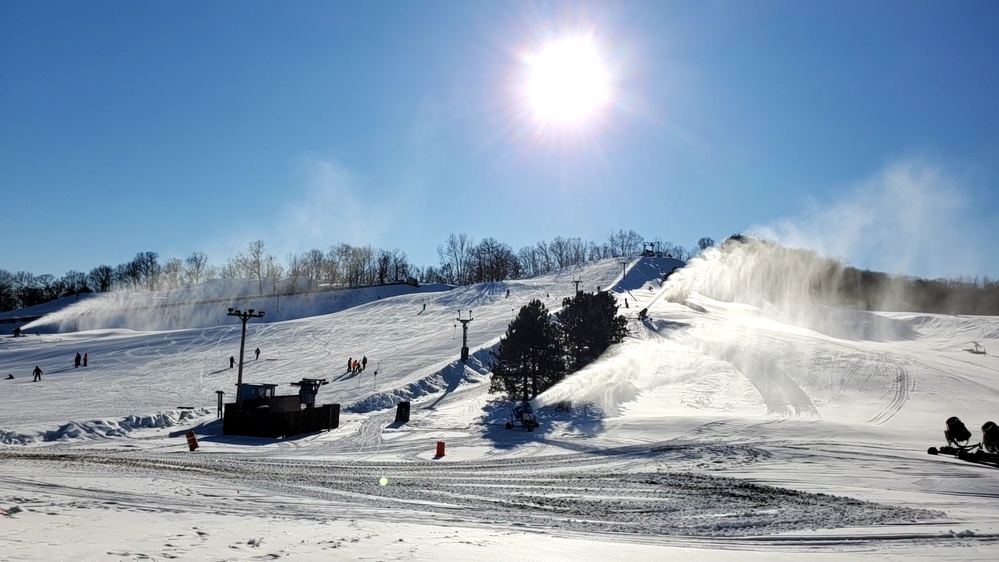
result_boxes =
[347,357,353,373]
[32,366,42,381]
[255,347,260,360]
[83,353,88,367]
[5,374,13,380]
[230,356,236,369]
[362,356,367,371]
[74,352,82,368]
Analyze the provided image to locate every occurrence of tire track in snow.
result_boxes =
[867,358,910,425]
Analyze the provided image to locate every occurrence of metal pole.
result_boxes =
[236,317,247,403]
[226,308,264,405]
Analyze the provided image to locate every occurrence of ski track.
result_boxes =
[0,445,950,548]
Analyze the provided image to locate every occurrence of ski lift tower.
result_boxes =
[226,307,265,404]
[456,309,473,363]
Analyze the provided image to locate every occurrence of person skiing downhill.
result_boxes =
[255,347,260,360]
[32,366,42,381]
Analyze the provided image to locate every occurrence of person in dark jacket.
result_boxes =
[362,356,367,371]
[74,352,82,368]
[255,347,260,360]
[230,356,236,369]
[32,366,42,381]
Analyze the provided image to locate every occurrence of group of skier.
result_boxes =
[229,347,262,369]
[347,355,368,374]
[74,352,88,368]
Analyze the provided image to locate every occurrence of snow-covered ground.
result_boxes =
[2,256,998,561]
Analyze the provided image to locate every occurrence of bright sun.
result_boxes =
[523,36,612,126]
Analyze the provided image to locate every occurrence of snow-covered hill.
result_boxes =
[2,255,998,561]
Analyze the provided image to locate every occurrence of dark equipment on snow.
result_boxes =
[945,416,972,446]
[222,379,339,438]
[505,401,539,432]
[928,416,999,468]
[982,421,999,454]
[396,401,411,423]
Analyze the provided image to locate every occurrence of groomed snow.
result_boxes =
[2,256,998,560]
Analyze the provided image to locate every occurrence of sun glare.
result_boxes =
[523,36,612,126]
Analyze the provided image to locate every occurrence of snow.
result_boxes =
[2,256,999,560]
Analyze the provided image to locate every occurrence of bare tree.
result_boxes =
[390,249,410,282]
[184,252,209,286]
[0,269,16,311]
[286,252,306,292]
[437,233,474,285]
[327,244,351,287]
[132,251,161,291]
[87,265,114,293]
[302,248,324,290]
[244,240,267,294]
[606,229,643,258]
[264,255,284,293]
[550,236,571,269]
[535,240,553,274]
[376,249,392,285]
[565,237,587,267]
[518,245,541,277]
[161,258,183,289]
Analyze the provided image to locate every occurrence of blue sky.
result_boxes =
[3,0,998,280]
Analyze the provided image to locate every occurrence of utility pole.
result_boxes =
[226,307,264,404]
[573,279,582,295]
[456,310,473,363]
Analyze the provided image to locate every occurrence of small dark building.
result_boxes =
[222,379,339,439]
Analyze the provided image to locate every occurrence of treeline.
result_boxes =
[0,230,705,313]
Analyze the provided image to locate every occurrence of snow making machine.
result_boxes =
[505,401,539,432]
[927,416,999,468]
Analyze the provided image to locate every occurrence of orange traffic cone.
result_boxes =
[186,431,199,451]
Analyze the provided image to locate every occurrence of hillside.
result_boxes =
[1,255,998,560]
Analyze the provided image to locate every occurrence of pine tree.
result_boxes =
[490,299,566,401]
[557,291,628,371]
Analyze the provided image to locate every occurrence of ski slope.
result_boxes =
[2,256,998,560]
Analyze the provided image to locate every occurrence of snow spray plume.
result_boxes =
[664,236,914,342]
[22,278,296,333]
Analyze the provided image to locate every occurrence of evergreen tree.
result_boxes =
[490,299,566,401]
[557,291,628,371]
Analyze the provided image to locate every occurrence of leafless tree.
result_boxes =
[87,265,114,293]
[327,244,351,287]
[606,229,643,258]
[376,249,392,284]
[437,233,474,285]
[161,258,183,289]
[390,249,410,282]
[286,252,306,292]
[184,252,209,286]
[244,240,267,294]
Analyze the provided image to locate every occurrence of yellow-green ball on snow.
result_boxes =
[379,476,389,487]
